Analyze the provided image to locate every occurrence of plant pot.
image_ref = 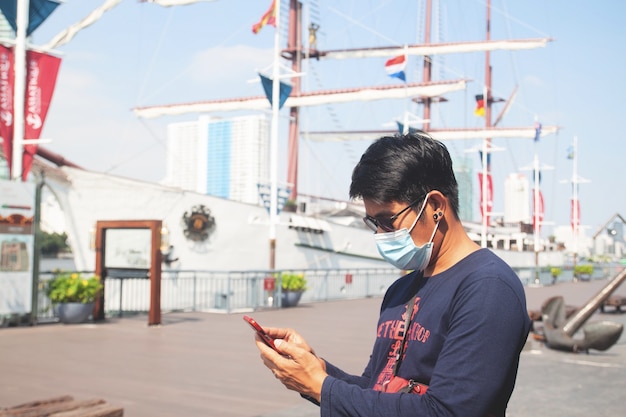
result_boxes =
[55,302,95,324]
[281,290,304,308]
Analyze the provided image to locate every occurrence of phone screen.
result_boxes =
[243,315,280,352]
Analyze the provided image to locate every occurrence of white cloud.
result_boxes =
[188,44,273,86]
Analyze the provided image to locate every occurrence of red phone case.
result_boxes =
[243,315,279,351]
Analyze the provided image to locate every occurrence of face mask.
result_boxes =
[374,195,439,271]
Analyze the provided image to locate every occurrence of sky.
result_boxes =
[23,0,626,239]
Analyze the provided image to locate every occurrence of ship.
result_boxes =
[3,0,565,272]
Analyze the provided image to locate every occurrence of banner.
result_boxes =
[22,50,62,180]
[0,45,61,180]
[571,198,581,232]
[477,172,493,227]
[0,45,14,169]
[532,189,544,232]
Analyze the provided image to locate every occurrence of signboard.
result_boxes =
[0,180,35,315]
[104,229,151,269]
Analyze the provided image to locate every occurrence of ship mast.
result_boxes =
[132,1,555,213]
[286,0,301,200]
[421,0,433,131]
[268,0,283,270]
[480,0,493,248]
[10,0,28,181]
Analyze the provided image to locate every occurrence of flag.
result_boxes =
[571,198,581,231]
[478,150,492,171]
[478,172,493,227]
[0,0,61,36]
[533,189,544,232]
[22,50,62,180]
[474,94,485,117]
[534,121,542,142]
[259,73,292,109]
[252,0,276,34]
[0,45,61,180]
[566,145,574,159]
[384,55,406,82]
[396,121,417,135]
[0,45,15,170]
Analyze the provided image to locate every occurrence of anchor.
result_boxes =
[538,268,626,353]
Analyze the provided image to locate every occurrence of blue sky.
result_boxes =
[29,0,626,237]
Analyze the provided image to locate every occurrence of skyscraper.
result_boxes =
[452,156,474,222]
[504,173,530,224]
[164,114,270,205]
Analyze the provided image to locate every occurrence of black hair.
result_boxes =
[349,130,459,217]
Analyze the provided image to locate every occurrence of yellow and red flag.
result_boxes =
[252,0,277,34]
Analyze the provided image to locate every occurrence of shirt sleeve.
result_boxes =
[323,358,373,388]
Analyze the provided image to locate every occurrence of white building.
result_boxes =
[504,173,530,224]
[164,114,270,205]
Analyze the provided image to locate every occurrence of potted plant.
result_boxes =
[550,267,562,284]
[573,264,594,281]
[279,272,307,307]
[46,272,103,323]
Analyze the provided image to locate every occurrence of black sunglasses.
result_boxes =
[363,195,426,233]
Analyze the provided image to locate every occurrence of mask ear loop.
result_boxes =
[427,218,440,243]
[408,194,430,233]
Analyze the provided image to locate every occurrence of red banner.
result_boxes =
[532,189,544,232]
[0,44,14,169]
[478,172,493,227]
[571,199,581,231]
[22,50,62,180]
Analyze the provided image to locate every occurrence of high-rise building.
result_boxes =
[504,173,530,224]
[164,115,270,205]
[452,156,474,222]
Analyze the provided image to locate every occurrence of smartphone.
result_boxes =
[243,315,280,352]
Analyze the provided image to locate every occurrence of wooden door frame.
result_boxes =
[94,220,163,326]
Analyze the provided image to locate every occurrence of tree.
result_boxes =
[40,231,71,256]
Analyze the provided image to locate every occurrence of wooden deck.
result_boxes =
[1,278,624,417]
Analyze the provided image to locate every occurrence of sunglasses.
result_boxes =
[363,195,426,233]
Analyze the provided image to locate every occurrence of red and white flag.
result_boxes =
[0,45,61,180]
[571,198,581,232]
[0,44,15,167]
[532,189,544,232]
[384,55,406,82]
[22,50,62,180]
[478,172,493,227]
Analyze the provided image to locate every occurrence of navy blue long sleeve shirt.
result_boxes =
[319,249,531,417]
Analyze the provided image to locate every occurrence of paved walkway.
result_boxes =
[1,278,625,417]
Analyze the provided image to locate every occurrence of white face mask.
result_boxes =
[373,195,439,271]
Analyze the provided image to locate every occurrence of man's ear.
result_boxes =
[427,191,447,220]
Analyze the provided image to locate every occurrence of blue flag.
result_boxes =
[0,0,61,36]
[259,73,292,109]
[396,121,417,135]
[534,121,542,142]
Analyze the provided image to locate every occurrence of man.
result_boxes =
[255,131,531,416]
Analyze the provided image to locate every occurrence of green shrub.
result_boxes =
[574,264,593,277]
[46,272,103,304]
[280,273,307,292]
